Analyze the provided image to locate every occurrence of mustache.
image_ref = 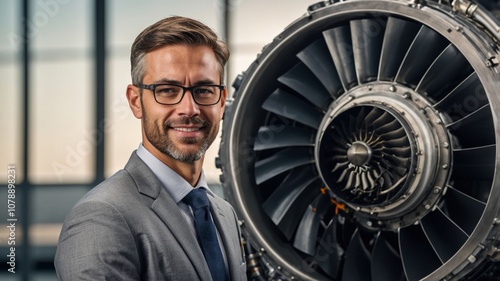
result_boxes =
[164,117,210,127]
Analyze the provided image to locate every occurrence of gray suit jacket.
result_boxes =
[55,152,247,280]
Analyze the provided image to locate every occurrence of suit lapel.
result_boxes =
[124,152,212,281]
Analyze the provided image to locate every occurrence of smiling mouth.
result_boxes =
[172,127,202,132]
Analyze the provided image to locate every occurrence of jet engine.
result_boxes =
[217,0,500,280]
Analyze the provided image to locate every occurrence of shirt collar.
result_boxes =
[136,144,213,203]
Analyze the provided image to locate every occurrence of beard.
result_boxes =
[143,111,215,163]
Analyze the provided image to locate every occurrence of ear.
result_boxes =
[220,87,227,119]
[127,84,143,119]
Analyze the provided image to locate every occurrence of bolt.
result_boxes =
[433,188,441,194]
[468,255,477,263]
[443,142,449,148]
[425,204,431,210]
[389,85,396,92]
[442,164,448,169]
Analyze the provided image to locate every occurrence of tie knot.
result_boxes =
[182,188,209,211]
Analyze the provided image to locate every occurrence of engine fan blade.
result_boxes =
[364,106,384,127]
[351,18,384,83]
[371,111,394,129]
[385,152,410,166]
[278,62,332,110]
[375,118,401,135]
[396,25,449,87]
[444,186,486,235]
[452,144,496,180]
[255,147,314,185]
[420,208,469,262]
[262,166,321,239]
[447,104,495,148]
[416,44,473,100]
[433,72,486,122]
[342,229,372,281]
[379,134,409,147]
[315,217,344,278]
[372,232,405,281]
[382,145,411,157]
[297,38,344,97]
[254,126,314,151]
[378,16,421,80]
[323,24,358,90]
[293,194,332,255]
[399,224,442,281]
[262,89,323,129]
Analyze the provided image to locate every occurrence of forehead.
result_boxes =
[143,44,221,83]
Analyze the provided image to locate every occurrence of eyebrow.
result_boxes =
[153,79,219,85]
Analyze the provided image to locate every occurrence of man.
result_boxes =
[55,16,247,280]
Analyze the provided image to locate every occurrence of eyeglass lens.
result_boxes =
[154,84,221,105]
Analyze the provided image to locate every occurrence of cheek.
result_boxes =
[209,107,224,121]
[143,107,168,128]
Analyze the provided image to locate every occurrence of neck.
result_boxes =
[164,157,203,187]
[143,142,204,186]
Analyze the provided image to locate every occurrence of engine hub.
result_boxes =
[317,83,451,229]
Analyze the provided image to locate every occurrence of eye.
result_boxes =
[155,85,182,96]
[194,86,216,95]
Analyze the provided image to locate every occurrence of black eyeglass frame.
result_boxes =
[136,83,225,106]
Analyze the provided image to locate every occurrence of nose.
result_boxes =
[177,90,200,116]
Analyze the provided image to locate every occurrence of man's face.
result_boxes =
[135,44,226,163]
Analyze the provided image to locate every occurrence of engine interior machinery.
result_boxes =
[217,0,500,280]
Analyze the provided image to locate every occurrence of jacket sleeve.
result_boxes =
[54,199,141,281]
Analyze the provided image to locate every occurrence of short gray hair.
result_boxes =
[130,16,230,85]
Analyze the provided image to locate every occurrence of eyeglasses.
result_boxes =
[136,83,225,106]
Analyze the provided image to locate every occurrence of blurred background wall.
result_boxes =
[0,0,317,280]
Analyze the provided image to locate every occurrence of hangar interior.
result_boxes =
[0,0,499,280]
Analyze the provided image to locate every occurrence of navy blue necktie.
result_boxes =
[183,189,228,281]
